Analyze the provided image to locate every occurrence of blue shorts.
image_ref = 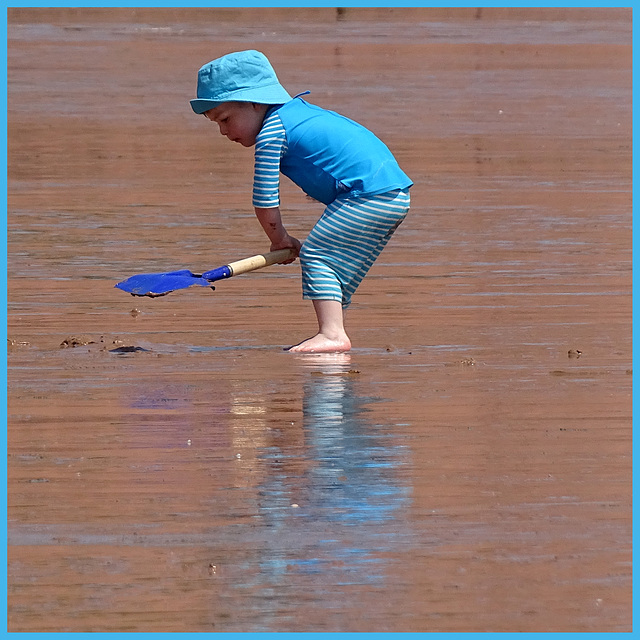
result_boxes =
[299,188,410,308]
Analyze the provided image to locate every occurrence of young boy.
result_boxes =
[190,50,412,353]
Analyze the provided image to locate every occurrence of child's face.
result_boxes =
[203,102,268,147]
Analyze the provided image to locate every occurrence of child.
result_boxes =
[190,50,412,353]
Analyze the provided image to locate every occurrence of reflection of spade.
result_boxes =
[122,379,234,450]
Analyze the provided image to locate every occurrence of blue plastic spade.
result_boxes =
[115,249,294,297]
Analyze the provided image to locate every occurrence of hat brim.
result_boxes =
[190,99,224,114]
[190,83,292,114]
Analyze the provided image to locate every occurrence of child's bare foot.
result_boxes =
[286,333,351,353]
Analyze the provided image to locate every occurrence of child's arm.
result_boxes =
[255,206,301,263]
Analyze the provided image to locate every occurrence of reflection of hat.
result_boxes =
[190,50,292,114]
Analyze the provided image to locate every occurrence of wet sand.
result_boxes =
[7,7,632,633]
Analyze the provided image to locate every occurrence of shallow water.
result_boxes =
[7,7,632,633]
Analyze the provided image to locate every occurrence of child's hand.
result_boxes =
[254,207,300,263]
[271,235,301,264]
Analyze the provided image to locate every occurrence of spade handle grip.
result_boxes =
[227,249,295,276]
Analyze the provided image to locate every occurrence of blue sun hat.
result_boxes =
[190,50,293,114]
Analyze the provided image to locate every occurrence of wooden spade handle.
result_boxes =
[227,248,295,276]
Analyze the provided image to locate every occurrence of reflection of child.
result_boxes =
[191,50,412,353]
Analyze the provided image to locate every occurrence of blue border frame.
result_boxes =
[3,4,635,639]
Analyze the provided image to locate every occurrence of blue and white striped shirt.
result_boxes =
[252,108,287,208]
[252,98,413,208]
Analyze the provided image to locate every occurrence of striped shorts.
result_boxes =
[300,188,410,308]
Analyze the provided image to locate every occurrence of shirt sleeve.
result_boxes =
[252,111,287,209]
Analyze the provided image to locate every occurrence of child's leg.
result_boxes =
[341,213,406,304]
[286,299,351,353]
[289,189,410,352]
[303,189,410,303]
